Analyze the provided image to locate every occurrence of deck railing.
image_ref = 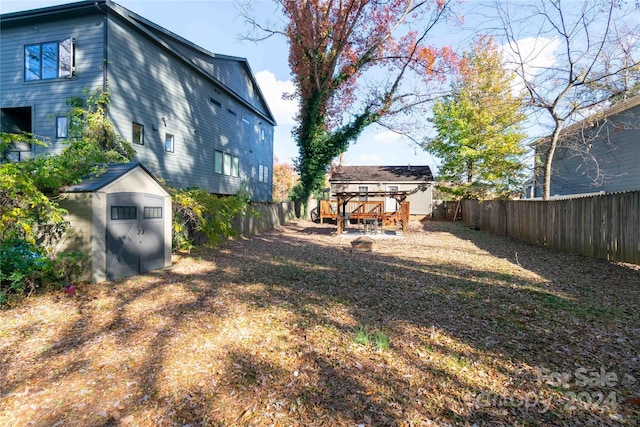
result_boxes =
[320,199,410,234]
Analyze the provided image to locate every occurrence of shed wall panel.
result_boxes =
[54,193,96,283]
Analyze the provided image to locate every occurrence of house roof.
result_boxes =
[330,165,434,183]
[532,92,640,147]
[0,0,276,126]
[64,162,164,192]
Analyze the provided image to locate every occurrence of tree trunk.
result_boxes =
[542,126,562,200]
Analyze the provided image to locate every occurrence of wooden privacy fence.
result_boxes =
[461,191,640,265]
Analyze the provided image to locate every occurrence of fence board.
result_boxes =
[462,191,640,265]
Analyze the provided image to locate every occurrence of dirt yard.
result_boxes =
[1,220,639,426]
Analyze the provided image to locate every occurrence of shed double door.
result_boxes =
[106,193,165,280]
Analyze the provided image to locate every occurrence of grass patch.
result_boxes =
[352,325,390,351]
[352,325,370,346]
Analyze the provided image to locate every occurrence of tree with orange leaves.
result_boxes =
[244,0,461,204]
[272,157,297,202]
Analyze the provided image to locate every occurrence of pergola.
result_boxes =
[331,190,412,234]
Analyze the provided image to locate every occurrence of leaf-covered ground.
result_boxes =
[1,220,639,426]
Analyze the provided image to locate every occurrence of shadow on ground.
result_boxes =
[1,220,638,426]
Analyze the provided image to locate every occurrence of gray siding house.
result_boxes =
[0,0,276,202]
[528,94,640,198]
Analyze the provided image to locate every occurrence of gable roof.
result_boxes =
[532,93,640,148]
[64,162,164,192]
[330,165,434,183]
[0,0,276,126]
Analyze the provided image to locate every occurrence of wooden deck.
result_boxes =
[319,198,410,234]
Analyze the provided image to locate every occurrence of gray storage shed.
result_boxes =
[55,162,172,283]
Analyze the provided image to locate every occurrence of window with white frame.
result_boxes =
[223,153,231,174]
[358,186,368,201]
[132,122,144,145]
[259,164,269,183]
[214,150,223,174]
[56,116,68,138]
[164,133,174,152]
[214,150,239,176]
[231,156,239,177]
[24,38,74,81]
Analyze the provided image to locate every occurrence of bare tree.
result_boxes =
[494,0,640,199]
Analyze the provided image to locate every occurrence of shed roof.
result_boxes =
[64,162,163,192]
[330,165,434,183]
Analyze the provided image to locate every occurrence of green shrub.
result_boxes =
[0,88,129,305]
[0,239,50,303]
[52,251,88,285]
[171,183,253,250]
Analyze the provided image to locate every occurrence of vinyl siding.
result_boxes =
[407,186,432,216]
[143,26,272,120]
[0,14,105,156]
[105,14,273,201]
[210,57,271,119]
[545,103,640,196]
[1,4,274,202]
[330,181,433,216]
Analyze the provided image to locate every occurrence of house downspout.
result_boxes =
[94,1,108,91]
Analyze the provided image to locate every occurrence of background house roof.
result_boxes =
[330,165,434,182]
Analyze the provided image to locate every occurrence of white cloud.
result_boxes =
[255,70,298,126]
[502,36,561,90]
[372,130,403,145]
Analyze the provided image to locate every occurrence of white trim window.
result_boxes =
[164,133,174,152]
[214,150,239,177]
[259,164,269,183]
[231,156,240,177]
[132,122,144,145]
[214,150,223,174]
[56,116,68,138]
[358,186,368,201]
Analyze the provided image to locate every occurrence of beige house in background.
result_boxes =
[329,165,435,218]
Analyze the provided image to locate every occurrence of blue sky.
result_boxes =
[3,0,473,171]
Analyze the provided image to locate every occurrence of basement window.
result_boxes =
[132,122,144,145]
